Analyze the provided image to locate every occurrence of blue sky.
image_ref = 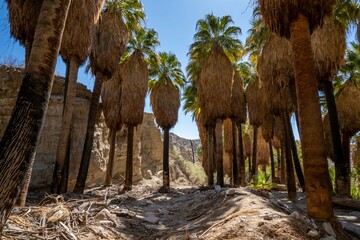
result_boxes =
[0,1,255,139]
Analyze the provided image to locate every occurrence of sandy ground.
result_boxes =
[2,179,360,239]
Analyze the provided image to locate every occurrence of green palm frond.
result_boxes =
[124,27,159,59]
[236,61,256,88]
[334,0,360,29]
[182,83,200,120]
[148,52,185,91]
[245,5,271,64]
[105,0,146,31]
[190,13,243,64]
[335,42,360,95]
[339,42,360,83]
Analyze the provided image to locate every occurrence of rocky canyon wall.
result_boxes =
[0,65,201,190]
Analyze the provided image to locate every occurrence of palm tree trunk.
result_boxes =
[248,151,252,181]
[282,111,297,201]
[237,122,245,187]
[51,59,79,194]
[74,72,104,193]
[17,60,70,205]
[232,119,239,186]
[215,119,224,187]
[323,81,348,195]
[340,132,351,196]
[207,126,214,186]
[161,127,170,189]
[251,126,258,181]
[24,41,32,69]
[290,14,333,219]
[58,61,71,194]
[269,141,275,183]
[277,148,280,181]
[105,128,117,187]
[124,125,134,191]
[63,61,70,110]
[0,0,70,234]
[280,141,286,184]
[15,155,35,207]
[59,129,71,193]
[287,113,305,192]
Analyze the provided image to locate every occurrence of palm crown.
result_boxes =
[189,13,243,63]
[149,52,185,90]
[121,27,159,62]
[105,0,145,30]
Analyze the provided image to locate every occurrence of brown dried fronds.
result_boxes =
[336,80,360,135]
[150,77,181,128]
[120,51,148,126]
[60,0,105,64]
[198,45,233,126]
[259,0,336,38]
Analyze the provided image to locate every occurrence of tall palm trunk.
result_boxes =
[17,61,70,205]
[59,129,71,193]
[161,127,170,189]
[124,125,134,191]
[15,155,35,206]
[74,72,104,193]
[280,141,286,184]
[282,112,297,201]
[59,61,71,194]
[341,132,351,196]
[232,119,239,186]
[215,119,224,186]
[105,128,117,187]
[0,0,70,234]
[323,81,348,195]
[207,126,214,186]
[52,59,79,194]
[277,148,281,181]
[248,151,252,180]
[287,114,305,192]
[237,122,245,186]
[24,41,32,68]
[251,126,258,180]
[290,14,333,219]
[269,141,275,183]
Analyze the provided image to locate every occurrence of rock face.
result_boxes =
[169,133,201,164]
[0,65,201,190]
[0,65,91,190]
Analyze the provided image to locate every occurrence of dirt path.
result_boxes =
[3,182,360,239]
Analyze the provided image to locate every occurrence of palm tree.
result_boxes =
[119,28,159,190]
[6,0,43,207]
[256,34,299,200]
[259,0,335,219]
[101,64,122,187]
[51,0,105,194]
[149,52,185,190]
[311,16,347,196]
[245,78,266,181]
[0,0,71,235]
[74,0,145,193]
[189,14,242,186]
[230,67,246,186]
[335,42,360,197]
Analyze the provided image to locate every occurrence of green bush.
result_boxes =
[351,169,360,199]
[249,171,275,190]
